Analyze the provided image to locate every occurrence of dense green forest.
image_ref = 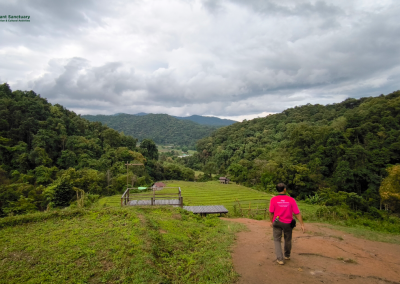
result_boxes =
[0,84,195,216]
[180,91,400,214]
[82,113,221,147]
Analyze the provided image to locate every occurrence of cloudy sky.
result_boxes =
[1,0,399,121]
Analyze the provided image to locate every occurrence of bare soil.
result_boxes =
[222,218,400,284]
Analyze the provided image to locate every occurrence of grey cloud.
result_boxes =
[30,58,143,104]
[201,0,225,13]
[228,0,344,18]
[2,0,400,118]
[0,0,109,38]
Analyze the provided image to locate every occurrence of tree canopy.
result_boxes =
[0,83,194,216]
[186,91,400,212]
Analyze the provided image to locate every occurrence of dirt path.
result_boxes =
[222,218,400,284]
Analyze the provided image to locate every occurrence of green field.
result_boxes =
[157,145,196,155]
[98,181,400,244]
[0,207,244,284]
[99,181,275,212]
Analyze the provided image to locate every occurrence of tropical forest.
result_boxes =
[2,83,400,283]
[180,91,400,217]
[0,83,195,216]
[2,83,400,218]
[82,113,224,148]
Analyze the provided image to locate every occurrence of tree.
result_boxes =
[379,165,400,212]
[140,139,159,160]
[203,162,217,178]
[333,160,355,192]
[29,147,52,166]
[47,177,75,207]
[57,150,77,169]
[228,163,247,184]
[34,165,58,185]
[102,128,121,147]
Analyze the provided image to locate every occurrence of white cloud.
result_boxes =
[216,112,276,122]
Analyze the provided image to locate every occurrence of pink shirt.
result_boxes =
[269,194,300,224]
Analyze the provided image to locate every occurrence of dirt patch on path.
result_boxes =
[222,218,400,284]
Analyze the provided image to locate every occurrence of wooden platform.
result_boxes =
[127,199,181,206]
[183,205,228,215]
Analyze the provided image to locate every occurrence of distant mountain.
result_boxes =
[113,112,147,116]
[134,112,148,116]
[174,115,236,126]
[82,113,219,147]
[112,113,236,126]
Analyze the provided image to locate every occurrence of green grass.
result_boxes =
[194,171,204,178]
[321,223,400,245]
[157,145,195,156]
[99,181,400,244]
[100,180,274,212]
[0,207,244,284]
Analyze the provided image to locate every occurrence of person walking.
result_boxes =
[269,183,305,265]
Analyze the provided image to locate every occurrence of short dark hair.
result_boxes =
[276,183,286,192]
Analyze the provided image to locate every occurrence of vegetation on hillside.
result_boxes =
[0,84,195,216]
[83,113,219,147]
[174,115,236,126]
[179,91,400,216]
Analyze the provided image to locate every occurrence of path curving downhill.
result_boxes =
[222,218,400,284]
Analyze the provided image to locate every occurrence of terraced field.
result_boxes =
[99,180,274,211]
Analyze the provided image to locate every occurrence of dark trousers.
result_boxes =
[272,220,293,261]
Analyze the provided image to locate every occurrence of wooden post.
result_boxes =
[179,187,182,207]
[151,197,154,206]
[124,162,144,206]
[121,198,123,207]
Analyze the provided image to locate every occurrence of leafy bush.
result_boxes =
[2,196,37,215]
[50,177,75,207]
[304,193,322,204]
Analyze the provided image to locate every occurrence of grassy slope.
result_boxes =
[99,181,274,212]
[100,181,400,244]
[0,207,244,284]
[1,183,400,283]
[100,180,318,218]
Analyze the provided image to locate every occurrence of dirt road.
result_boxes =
[222,218,400,284]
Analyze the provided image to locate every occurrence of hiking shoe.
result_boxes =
[284,257,290,260]
[276,260,284,265]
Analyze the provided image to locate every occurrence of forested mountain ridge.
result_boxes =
[0,83,195,216]
[173,115,236,126]
[187,91,400,212]
[82,113,220,147]
[112,113,236,126]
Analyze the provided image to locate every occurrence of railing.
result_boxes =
[234,199,268,219]
[121,187,183,207]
